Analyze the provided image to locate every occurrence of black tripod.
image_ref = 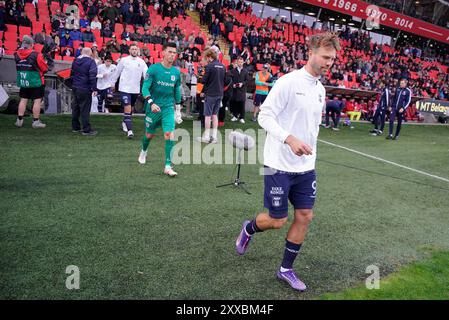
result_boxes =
[216,149,251,194]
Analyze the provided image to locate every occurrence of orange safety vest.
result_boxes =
[255,71,270,94]
[197,83,204,94]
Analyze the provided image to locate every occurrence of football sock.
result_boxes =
[142,135,150,152]
[281,239,302,270]
[18,116,23,120]
[123,113,132,131]
[245,219,262,236]
[165,139,174,167]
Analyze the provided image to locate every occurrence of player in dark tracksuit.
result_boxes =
[370,82,390,136]
[325,96,344,130]
[386,79,412,140]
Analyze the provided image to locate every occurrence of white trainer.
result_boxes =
[122,121,128,132]
[32,119,46,128]
[138,150,147,164]
[230,116,238,122]
[164,166,178,177]
[15,118,23,128]
[239,119,245,124]
[196,136,211,143]
[127,130,134,139]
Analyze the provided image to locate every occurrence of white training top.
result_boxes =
[96,63,117,90]
[258,67,326,173]
[112,55,148,94]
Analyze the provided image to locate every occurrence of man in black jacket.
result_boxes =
[71,47,98,136]
[230,56,250,123]
[198,49,225,144]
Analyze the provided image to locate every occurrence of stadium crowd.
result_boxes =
[194,0,449,101]
[2,0,449,125]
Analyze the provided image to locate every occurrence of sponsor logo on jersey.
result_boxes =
[270,187,284,195]
[157,80,175,87]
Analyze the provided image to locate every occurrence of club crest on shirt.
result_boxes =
[171,75,176,81]
[318,94,323,103]
[272,196,281,208]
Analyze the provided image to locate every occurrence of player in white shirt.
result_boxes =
[235,32,340,292]
[111,43,148,138]
[96,55,116,113]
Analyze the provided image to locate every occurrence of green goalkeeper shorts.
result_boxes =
[145,107,175,134]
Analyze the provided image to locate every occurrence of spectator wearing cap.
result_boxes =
[252,63,273,121]
[60,31,74,49]
[14,35,48,129]
[71,47,98,136]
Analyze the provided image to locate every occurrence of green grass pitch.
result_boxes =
[1,114,448,299]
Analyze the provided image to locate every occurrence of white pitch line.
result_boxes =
[318,139,449,183]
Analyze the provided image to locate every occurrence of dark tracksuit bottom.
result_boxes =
[373,106,387,132]
[325,105,341,128]
[388,108,404,137]
[72,88,92,133]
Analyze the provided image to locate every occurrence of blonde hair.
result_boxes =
[309,32,341,51]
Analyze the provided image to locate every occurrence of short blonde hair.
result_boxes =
[309,32,341,51]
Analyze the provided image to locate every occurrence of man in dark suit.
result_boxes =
[230,56,250,123]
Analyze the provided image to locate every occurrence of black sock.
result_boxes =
[245,219,262,236]
[18,116,23,120]
[33,118,39,122]
[281,239,302,270]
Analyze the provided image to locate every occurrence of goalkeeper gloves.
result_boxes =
[175,104,183,124]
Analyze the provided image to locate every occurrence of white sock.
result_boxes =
[204,129,210,139]
[280,267,291,273]
[212,128,217,139]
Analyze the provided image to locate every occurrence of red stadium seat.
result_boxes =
[111,52,120,62]
[6,24,18,34]
[32,21,44,34]
[19,26,32,36]
[114,23,124,35]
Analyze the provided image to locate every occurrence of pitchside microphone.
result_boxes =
[228,131,255,151]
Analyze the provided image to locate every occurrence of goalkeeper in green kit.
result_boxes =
[138,42,183,177]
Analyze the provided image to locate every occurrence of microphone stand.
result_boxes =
[216,148,251,194]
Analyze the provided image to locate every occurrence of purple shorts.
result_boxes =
[263,167,317,219]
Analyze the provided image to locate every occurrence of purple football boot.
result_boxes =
[235,220,252,255]
[277,269,307,291]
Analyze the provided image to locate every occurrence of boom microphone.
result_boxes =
[228,131,255,151]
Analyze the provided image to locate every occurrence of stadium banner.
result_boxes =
[415,99,449,116]
[298,0,449,45]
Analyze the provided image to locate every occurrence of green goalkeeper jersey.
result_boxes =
[141,62,182,111]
